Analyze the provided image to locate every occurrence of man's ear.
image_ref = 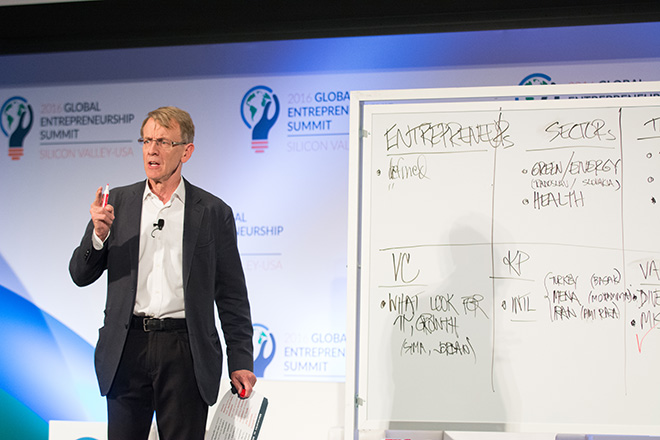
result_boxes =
[181,143,195,163]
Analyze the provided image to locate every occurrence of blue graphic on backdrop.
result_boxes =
[516,73,559,100]
[519,72,555,86]
[0,252,105,440]
[253,323,276,377]
[240,86,280,153]
[1,96,34,161]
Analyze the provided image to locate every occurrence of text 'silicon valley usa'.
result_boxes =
[1,97,33,161]
[241,86,280,153]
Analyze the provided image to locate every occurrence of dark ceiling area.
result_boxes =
[2,0,660,55]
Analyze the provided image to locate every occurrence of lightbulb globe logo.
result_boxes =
[516,73,559,101]
[253,323,276,378]
[241,86,280,153]
[1,96,33,161]
[520,73,554,86]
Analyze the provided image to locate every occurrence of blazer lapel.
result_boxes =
[183,179,204,290]
[126,181,146,287]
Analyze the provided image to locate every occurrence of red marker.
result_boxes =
[102,184,109,207]
[240,389,246,398]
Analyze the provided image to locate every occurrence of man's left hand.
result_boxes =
[231,369,257,398]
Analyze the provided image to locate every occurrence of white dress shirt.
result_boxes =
[92,180,187,319]
[133,179,186,318]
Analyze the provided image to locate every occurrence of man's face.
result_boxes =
[141,118,192,186]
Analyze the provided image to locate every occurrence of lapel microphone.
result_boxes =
[151,219,165,238]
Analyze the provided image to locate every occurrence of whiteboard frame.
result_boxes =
[345,81,660,440]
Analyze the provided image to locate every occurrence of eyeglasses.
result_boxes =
[138,138,188,148]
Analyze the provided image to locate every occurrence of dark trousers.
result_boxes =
[106,324,208,440]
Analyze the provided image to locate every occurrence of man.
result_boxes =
[69,106,256,440]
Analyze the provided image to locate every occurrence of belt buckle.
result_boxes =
[143,317,162,332]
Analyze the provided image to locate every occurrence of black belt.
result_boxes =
[131,315,187,332]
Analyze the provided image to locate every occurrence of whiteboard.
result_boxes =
[346,82,660,438]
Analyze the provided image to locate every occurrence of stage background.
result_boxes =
[1,21,660,440]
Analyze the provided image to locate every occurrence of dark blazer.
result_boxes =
[69,179,253,406]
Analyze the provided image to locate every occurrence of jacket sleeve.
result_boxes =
[69,219,108,287]
[215,206,254,374]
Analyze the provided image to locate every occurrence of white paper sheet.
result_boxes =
[206,389,268,440]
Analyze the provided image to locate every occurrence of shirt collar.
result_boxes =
[143,178,186,205]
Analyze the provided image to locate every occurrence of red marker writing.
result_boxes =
[102,184,109,207]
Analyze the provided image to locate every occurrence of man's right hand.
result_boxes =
[90,186,114,242]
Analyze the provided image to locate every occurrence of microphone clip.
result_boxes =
[151,219,165,238]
